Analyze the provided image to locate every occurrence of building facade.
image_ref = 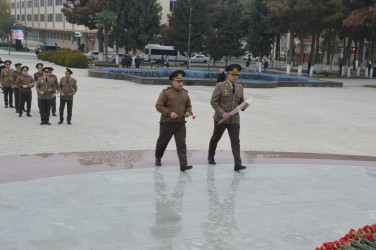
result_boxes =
[8,0,175,52]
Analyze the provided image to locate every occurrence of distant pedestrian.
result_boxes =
[263,60,269,72]
[245,60,250,72]
[15,66,34,117]
[368,61,372,77]
[121,55,127,68]
[134,56,141,68]
[0,60,15,108]
[160,55,165,67]
[126,54,132,68]
[12,63,22,113]
[58,68,77,125]
[216,69,226,83]
[308,61,312,75]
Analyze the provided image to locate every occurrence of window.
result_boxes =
[27,1,32,7]
[55,13,62,22]
[47,0,53,6]
[169,1,175,11]
[34,0,39,7]
[47,14,53,22]
[67,34,70,40]
[17,15,20,21]
[22,15,25,21]
[22,2,25,8]
[40,14,45,21]
[27,14,32,21]
[11,3,15,9]
[34,14,38,21]
[17,2,20,8]
[55,0,62,5]
[41,0,44,6]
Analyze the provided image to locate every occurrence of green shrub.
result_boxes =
[94,61,119,67]
[52,48,72,66]
[37,51,55,61]
[323,70,330,77]
[0,42,17,48]
[65,53,89,68]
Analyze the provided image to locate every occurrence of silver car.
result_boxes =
[191,54,210,63]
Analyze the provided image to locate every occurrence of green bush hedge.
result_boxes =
[37,49,88,68]
[94,61,119,67]
[0,42,16,48]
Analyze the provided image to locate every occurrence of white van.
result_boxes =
[143,44,187,65]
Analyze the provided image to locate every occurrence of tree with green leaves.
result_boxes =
[0,0,15,40]
[95,10,116,62]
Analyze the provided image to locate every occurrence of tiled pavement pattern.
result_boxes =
[1,51,376,157]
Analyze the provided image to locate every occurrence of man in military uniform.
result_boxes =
[12,63,22,113]
[48,67,59,116]
[0,59,4,93]
[0,60,15,108]
[34,63,44,113]
[58,68,77,125]
[208,64,249,171]
[155,70,193,172]
[36,67,56,125]
[15,66,34,117]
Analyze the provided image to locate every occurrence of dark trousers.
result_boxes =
[51,97,56,115]
[208,121,242,165]
[19,92,32,115]
[38,98,52,122]
[155,122,187,166]
[3,87,13,106]
[59,99,73,122]
[14,88,19,111]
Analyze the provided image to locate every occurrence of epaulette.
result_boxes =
[163,86,172,91]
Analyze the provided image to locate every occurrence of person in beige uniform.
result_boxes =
[12,63,22,113]
[0,60,15,108]
[49,67,59,116]
[58,68,77,125]
[155,70,193,172]
[36,67,56,125]
[208,64,249,171]
[34,63,44,113]
[15,66,34,117]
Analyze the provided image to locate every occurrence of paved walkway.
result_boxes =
[1,51,376,249]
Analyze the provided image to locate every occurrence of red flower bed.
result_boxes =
[317,224,376,249]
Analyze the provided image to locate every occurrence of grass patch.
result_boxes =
[363,85,376,88]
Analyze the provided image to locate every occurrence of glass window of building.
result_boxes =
[11,3,15,9]
[48,14,53,22]
[27,14,32,21]
[17,2,20,8]
[34,14,39,21]
[17,15,20,21]
[34,0,39,7]
[22,15,25,21]
[55,14,62,22]
[55,0,62,6]
[40,14,45,21]
[22,2,25,8]
[41,0,45,7]
[48,0,53,6]
[27,1,32,7]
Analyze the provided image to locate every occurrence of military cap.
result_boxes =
[21,66,29,71]
[226,64,242,75]
[65,68,73,75]
[169,70,185,81]
[48,67,54,72]
[4,60,12,65]
[15,63,22,68]
[36,63,43,68]
[0,58,3,64]
[42,67,50,73]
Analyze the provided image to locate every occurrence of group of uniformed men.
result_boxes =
[155,64,249,172]
[0,59,77,125]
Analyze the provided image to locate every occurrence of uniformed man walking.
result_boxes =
[15,66,34,117]
[0,60,15,108]
[49,67,59,116]
[208,64,249,171]
[34,63,44,113]
[36,67,55,125]
[155,70,193,172]
[12,63,22,113]
[58,68,77,125]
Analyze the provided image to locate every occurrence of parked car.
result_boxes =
[85,51,99,60]
[108,53,126,63]
[34,44,61,54]
[191,54,210,63]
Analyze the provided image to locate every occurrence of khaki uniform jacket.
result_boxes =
[33,71,43,82]
[58,77,77,100]
[15,74,34,93]
[12,71,22,88]
[51,74,59,94]
[36,77,56,99]
[1,68,15,87]
[156,86,192,123]
[211,79,244,124]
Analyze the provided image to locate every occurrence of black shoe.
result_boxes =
[208,156,216,165]
[15,110,18,113]
[40,122,44,125]
[45,122,51,125]
[27,113,32,117]
[234,165,247,171]
[155,158,161,166]
[9,105,14,108]
[180,164,193,172]
[18,113,22,117]
[67,121,72,125]
[58,121,63,124]
[52,113,56,116]
[23,109,26,112]
[5,104,8,108]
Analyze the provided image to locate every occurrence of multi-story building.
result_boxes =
[7,0,176,52]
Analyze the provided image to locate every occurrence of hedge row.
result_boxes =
[37,48,89,68]
[0,42,17,48]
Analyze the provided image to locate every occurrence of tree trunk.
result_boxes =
[275,34,280,61]
[315,31,320,64]
[310,34,316,65]
[288,31,294,65]
[326,29,331,65]
[104,29,109,62]
[299,36,304,66]
[115,42,119,64]
[359,39,364,65]
[330,30,337,68]
[346,35,352,66]
[366,35,371,64]
[322,29,328,65]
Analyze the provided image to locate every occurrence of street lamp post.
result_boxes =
[187,0,192,69]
